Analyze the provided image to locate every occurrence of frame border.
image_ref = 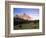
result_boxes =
[5,1,45,37]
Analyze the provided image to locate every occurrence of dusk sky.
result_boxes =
[13,8,39,20]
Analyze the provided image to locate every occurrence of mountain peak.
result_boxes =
[14,13,33,20]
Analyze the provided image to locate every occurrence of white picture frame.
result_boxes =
[5,1,45,37]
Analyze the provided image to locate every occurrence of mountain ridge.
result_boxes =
[14,13,39,21]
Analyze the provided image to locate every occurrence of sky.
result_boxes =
[13,8,39,20]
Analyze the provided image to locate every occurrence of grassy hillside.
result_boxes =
[14,17,39,30]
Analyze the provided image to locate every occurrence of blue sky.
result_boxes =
[13,8,39,20]
[13,8,39,15]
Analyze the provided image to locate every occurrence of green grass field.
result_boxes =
[14,20,39,30]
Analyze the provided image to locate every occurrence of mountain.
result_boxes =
[14,13,33,21]
[14,13,39,25]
